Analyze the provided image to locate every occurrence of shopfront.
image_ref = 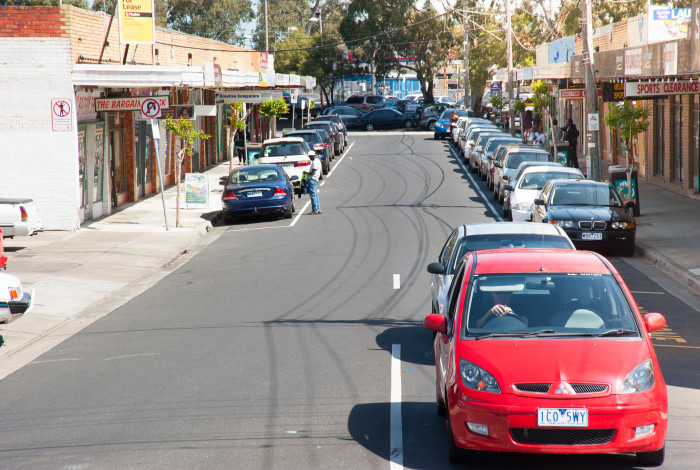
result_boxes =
[76,89,108,223]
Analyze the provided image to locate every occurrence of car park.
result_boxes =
[505,166,584,221]
[343,94,386,113]
[493,147,550,203]
[502,160,566,216]
[284,129,331,175]
[257,137,312,185]
[357,108,414,130]
[461,126,500,163]
[427,222,575,316]
[417,104,457,130]
[220,164,296,223]
[321,106,363,128]
[466,131,505,169]
[305,120,343,155]
[531,179,637,256]
[450,116,470,143]
[314,115,347,146]
[424,249,668,466]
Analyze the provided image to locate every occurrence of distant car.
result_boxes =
[305,121,343,155]
[424,249,667,466]
[357,108,414,131]
[427,222,575,317]
[220,164,295,223]
[0,198,44,238]
[462,126,499,164]
[505,166,584,221]
[314,115,347,145]
[531,179,637,256]
[467,131,506,172]
[502,160,565,216]
[343,94,386,113]
[0,270,34,323]
[258,137,312,185]
[493,147,551,203]
[417,104,457,130]
[434,109,470,140]
[322,106,363,128]
[284,130,331,175]
[475,135,522,179]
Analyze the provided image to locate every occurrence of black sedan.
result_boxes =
[322,106,364,128]
[531,179,636,256]
[220,164,295,223]
[356,108,414,131]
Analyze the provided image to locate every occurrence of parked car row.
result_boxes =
[425,122,665,465]
[0,229,35,324]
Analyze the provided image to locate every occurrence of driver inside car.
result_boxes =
[475,289,528,328]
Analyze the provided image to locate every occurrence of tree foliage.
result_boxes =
[167,0,253,44]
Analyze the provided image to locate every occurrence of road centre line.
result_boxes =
[447,143,503,222]
[393,274,401,289]
[390,344,403,470]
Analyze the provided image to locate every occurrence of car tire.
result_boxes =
[366,123,374,131]
[436,390,446,417]
[284,200,294,219]
[433,133,439,140]
[493,185,499,200]
[621,242,635,257]
[403,120,414,128]
[428,120,436,131]
[322,161,329,175]
[636,445,665,467]
[223,213,235,224]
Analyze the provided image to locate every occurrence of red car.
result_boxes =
[424,249,668,466]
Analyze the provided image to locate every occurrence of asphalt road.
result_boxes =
[0,130,698,469]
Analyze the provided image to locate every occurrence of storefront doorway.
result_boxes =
[134,120,153,198]
[77,121,107,222]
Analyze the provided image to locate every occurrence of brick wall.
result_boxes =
[0,6,67,37]
[0,37,80,231]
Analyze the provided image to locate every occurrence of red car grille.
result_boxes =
[510,428,615,446]
[513,383,609,395]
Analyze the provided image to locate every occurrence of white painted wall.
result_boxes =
[0,37,80,231]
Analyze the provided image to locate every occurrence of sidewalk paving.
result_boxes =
[1,147,699,377]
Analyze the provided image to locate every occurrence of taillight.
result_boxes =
[333,133,338,139]
[223,190,237,201]
[20,206,28,222]
[362,103,367,109]
[273,187,286,196]
[295,161,311,167]
[313,144,324,151]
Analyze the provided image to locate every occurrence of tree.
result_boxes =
[603,99,650,203]
[258,97,288,140]
[163,117,211,228]
[228,101,251,173]
[167,0,253,44]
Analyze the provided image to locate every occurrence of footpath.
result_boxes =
[1,141,700,378]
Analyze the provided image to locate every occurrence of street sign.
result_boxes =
[51,98,72,131]
[140,98,161,118]
[588,113,600,131]
[490,81,502,92]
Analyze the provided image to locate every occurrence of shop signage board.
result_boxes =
[560,89,585,99]
[118,0,155,44]
[185,173,208,208]
[601,82,625,102]
[692,1,700,73]
[96,96,169,112]
[625,80,700,98]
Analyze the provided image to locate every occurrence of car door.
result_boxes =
[436,260,467,393]
[532,181,554,222]
[432,229,459,313]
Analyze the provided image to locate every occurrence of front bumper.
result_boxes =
[563,229,636,251]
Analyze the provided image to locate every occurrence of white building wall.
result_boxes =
[0,37,80,231]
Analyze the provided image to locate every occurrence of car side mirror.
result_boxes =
[290,175,299,181]
[504,184,513,191]
[423,313,448,334]
[534,198,545,205]
[643,312,666,332]
[426,262,446,275]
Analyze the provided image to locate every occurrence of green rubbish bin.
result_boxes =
[246,143,262,165]
[553,142,569,166]
[609,165,640,216]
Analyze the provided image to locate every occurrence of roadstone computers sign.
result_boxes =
[118,0,155,44]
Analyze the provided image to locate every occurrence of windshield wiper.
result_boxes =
[598,329,637,337]
[475,329,554,339]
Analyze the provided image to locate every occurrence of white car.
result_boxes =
[506,166,584,222]
[493,147,551,203]
[451,116,468,143]
[0,271,34,323]
[258,137,312,185]
[426,222,575,317]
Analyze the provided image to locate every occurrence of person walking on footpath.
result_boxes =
[304,152,322,214]
[234,131,245,164]
[565,118,580,169]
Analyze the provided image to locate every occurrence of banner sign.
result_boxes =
[625,80,700,98]
[601,82,625,102]
[118,0,156,44]
[185,173,208,207]
[96,96,169,112]
[648,6,691,42]
[692,1,700,73]
[560,89,585,99]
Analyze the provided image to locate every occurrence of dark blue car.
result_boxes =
[285,129,331,175]
[220,164,295,223]
[356,108,414,131]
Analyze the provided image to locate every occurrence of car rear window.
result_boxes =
[233,168,281,183]
[345,96,363,104]
[505,152,549,169]
[263,142,304,156]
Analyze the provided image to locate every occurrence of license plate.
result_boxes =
[581,232,603,240]
[280,164,293,169]
[247,191,263,198]
[537,408,588,427]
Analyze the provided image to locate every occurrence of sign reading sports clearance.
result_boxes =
[95,96,169,112]
[625,80,700,98]
[118,0,155,44]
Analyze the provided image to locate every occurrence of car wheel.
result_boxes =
[433,133,439,140]
[436,390,446,417]
[323,161,329,175]
[365,123,374,131]
[621,242,635,257]
[284,200,294,219]
[428,121,436,131]
[498,190,504,204]
[404,120,414,128]
[223,212,235,224]
[503,205,510,219]
[636,445,665,467]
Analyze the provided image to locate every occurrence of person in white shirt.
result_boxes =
[304,153,322,214]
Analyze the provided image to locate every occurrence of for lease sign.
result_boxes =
[625,80,700,97]
[95,96,170,111]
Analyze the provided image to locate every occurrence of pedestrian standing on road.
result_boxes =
[304,152,322,214]
[565,118,580,169]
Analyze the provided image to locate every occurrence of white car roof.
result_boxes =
[458,222,568,237]
[263,137,304,145]
[519,166,582,175]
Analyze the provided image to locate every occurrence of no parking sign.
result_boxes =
[140,98,161,119]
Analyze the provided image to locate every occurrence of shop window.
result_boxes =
[78,125,88,209]
[654,99,665,177]
[672,95,683,182]
[93,124,105,203]
[110,128,126,195]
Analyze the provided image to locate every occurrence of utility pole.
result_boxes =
[264,0,269,52]
[581,0,602,180]
[506,0,514,134]
[463,1,470,109]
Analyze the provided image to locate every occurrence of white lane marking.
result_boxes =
[393,274,401,290]
[448,144,503,221]
[390,344,403,470]
[690,268,700,275]
[290,200,311,226]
